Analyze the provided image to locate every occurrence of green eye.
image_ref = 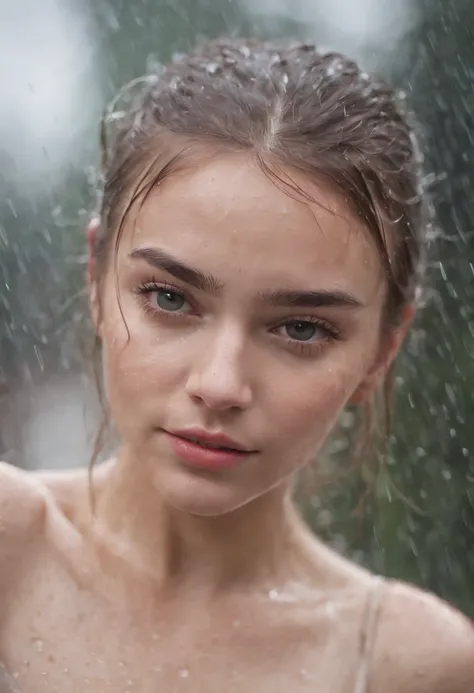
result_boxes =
[153,289,188,313]
[284,321,320,342]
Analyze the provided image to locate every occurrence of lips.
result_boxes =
[179,435,240,452]
[168,428,253,453]
[164,427,257,470]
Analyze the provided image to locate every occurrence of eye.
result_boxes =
[151,288,192,313]
[274,319,336,343]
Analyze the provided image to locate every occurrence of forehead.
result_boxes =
[126,153,385,301]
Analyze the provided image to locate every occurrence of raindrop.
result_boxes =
[179,667,190,679]
[31,638,43,653]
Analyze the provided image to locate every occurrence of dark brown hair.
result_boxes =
[89,37,431,483]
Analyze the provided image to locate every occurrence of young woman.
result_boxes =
[0,39,472,693]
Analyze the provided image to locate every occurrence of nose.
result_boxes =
[185,324,253,412]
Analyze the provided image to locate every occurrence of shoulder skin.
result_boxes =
[0,462,47,601]
[371,579,474,693]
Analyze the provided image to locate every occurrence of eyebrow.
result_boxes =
[130,247,224,295]
[129,246,364,309]
[256,289,363,309]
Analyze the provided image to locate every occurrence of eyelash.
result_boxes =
[135,279,197,318]
[272,317,341,356]
[135,279,341,356]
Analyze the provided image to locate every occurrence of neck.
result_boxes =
[90,450,311,596]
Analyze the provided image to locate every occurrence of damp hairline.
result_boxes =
[95,135,394,303]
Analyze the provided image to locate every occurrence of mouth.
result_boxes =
[179,436,241,451]
[164,428,257,470]
[167,428,254,453]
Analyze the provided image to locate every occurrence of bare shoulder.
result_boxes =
[0,462,92,575]
[0,462,50,599]
[0,461,48,547]
[372,578,474,693]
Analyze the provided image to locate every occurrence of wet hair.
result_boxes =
[89,37,431,485]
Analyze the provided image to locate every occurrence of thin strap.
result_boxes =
[353,576,385,693]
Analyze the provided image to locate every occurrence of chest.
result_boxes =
[0,562,364,693]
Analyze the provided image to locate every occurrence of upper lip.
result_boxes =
[167,427,255,452]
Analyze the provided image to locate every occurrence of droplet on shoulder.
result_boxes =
[323,601,337,618]
[31,637,43,653]
[300,668,313,681]
[179,667,190,679]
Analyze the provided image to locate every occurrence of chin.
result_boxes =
[155,465,258,517]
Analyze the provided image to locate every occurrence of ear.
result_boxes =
[348,305,415,405]
[86,217,101,336]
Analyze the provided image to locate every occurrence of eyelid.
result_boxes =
[272,316,341,338]
[136,279,198,314]
[135,280,342,348]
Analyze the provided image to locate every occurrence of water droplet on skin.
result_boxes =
[232,619,240,627]
[32,638,43,653]
[300,668,313,681]
[12,672,19,679]
[179,667,189,679]
[323,602,337,618]
[152,633,159,641]
[268,589,279,600]
[64,668,69,674]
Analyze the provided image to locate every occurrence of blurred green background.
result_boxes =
[0,0,473,616]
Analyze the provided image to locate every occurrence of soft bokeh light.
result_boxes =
[0,0,100,191]
[243,0,418,66]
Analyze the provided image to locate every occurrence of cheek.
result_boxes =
[99,303,185,433]
[268,359,360,459]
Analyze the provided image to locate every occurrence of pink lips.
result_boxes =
[165,428,255,470]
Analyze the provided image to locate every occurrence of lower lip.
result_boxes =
[166,433,252,470]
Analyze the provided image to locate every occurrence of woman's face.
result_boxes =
[95,153,404,516]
